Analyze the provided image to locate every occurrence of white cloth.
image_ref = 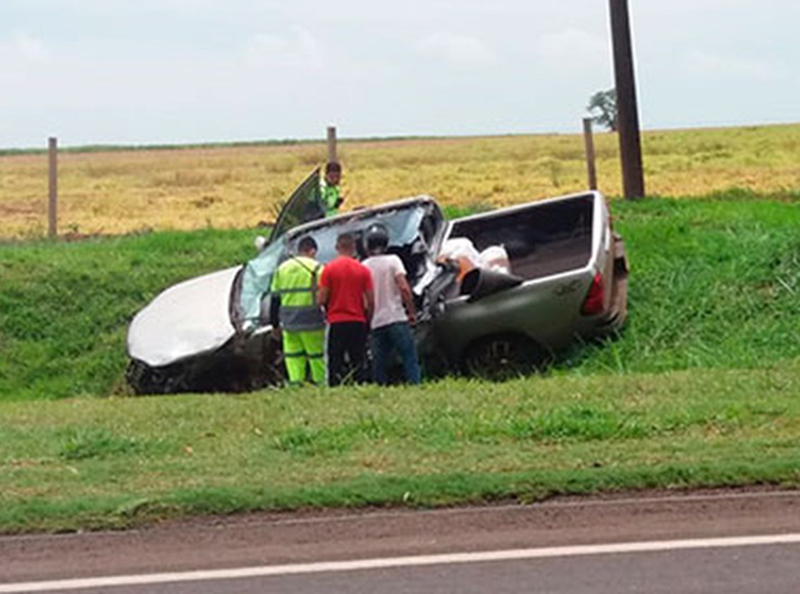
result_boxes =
[479,245,511,274]
[364,254,408,330]
[440,238,481,269]
[440,238,511,277]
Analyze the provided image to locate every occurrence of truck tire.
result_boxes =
[462,334,551,381]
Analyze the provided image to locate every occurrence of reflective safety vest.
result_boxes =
[320,182,340,216]
[270,256,325,332]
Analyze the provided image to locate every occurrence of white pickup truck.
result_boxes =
[126,170,628,392]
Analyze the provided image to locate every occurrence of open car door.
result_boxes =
[267,168,326,245]
[238,168,326,331]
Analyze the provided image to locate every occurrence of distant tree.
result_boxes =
[587,89,617,132]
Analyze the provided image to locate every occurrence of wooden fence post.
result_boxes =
[583,118,598,191]
[326,125,337,163]
[48,137,58,238]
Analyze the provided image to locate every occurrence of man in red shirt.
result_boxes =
[317,233,374,386]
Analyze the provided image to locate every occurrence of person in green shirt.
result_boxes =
[321,161,345,217]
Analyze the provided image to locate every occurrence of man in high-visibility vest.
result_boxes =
[269,236,326,385]
[320,161,344,217]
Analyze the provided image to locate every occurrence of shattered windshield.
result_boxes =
[239,202,439,332]
[238,237,287,331]
[288,205,428,263]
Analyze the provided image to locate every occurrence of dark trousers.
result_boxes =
[371,322,421,385]
[327,322,369,387]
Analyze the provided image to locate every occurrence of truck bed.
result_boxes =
[447,193,594,281]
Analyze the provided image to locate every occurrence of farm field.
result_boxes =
[2,123,800,239]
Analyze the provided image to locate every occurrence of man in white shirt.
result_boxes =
[362,224,421,385]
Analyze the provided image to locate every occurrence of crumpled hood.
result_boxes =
[127,266,242,367]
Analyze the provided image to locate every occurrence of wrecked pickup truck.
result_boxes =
[126,169,628,393]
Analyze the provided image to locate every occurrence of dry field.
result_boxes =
[1,123,799,238]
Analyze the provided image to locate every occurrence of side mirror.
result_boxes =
[254,235,268,253]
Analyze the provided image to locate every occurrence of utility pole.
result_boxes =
[609,0,645,199]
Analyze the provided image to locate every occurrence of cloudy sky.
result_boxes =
[1,0,796,147]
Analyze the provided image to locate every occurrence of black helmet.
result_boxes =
[365,223,390,254]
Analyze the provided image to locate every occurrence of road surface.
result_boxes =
[2,488,799,593]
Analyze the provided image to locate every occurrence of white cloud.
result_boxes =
[0,0,798,147]
[2,32,50,63]
[536,28,607,71]
[244,27,322,69]
[416,32,493,68]
[5,0,243,15]
[685,51,786,82]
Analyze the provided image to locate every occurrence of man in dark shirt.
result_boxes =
[317,233,374,386]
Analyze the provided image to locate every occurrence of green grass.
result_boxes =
[0,228,258,400]
[563,194,800,373]
[2,193,798,402]
[1,362,799,533]
[1,192,800,533]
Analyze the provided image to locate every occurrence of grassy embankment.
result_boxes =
[1,194,799,533]
[2,123,800,238]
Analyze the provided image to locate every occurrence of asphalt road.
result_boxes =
[2,488,800,593]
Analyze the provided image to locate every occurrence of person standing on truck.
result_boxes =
[320,161,345,217]
[270,236,326,386]
[363,225,421,385]
[317,233,374,386]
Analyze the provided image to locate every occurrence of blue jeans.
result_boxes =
[370,322,421,385]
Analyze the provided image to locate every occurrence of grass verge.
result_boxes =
[1,192,799,532]
[1,193,798,401]
[0,227,257,400]
[1,360,799,533]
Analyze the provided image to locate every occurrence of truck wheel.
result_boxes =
[463,334,550,381]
